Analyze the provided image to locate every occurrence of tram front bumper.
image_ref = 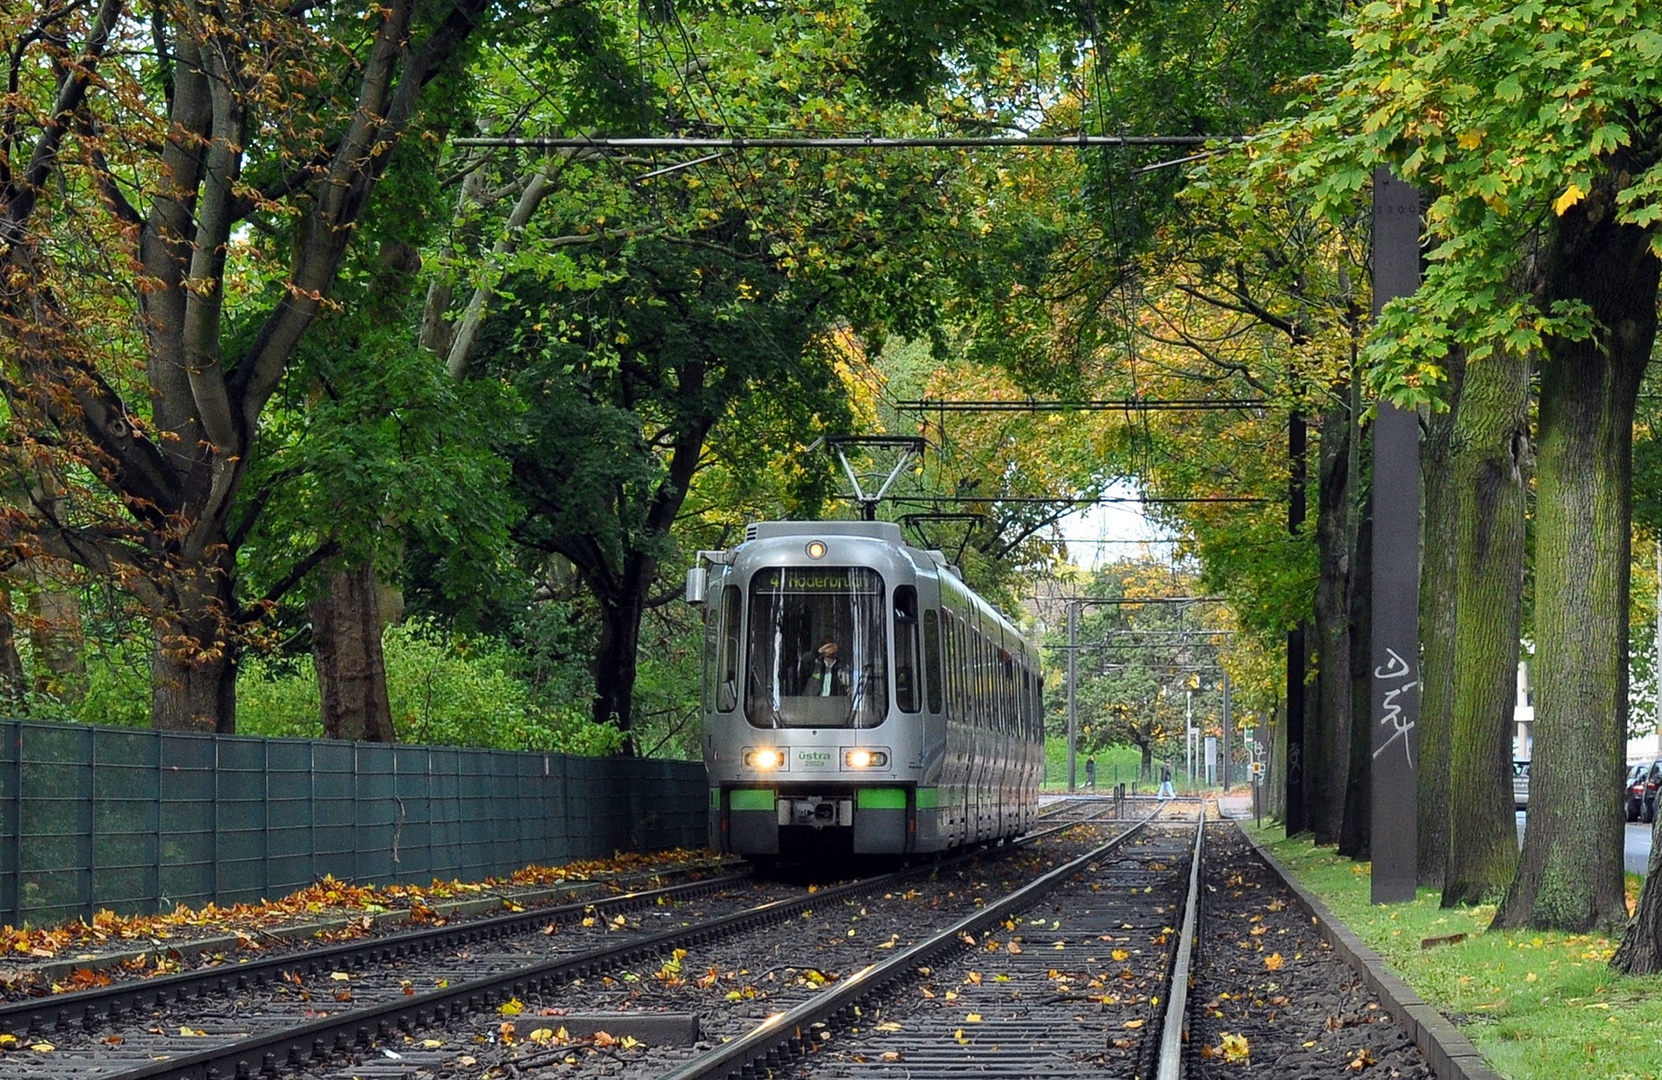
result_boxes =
[715,786,913,855]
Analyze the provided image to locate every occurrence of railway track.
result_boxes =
[0,808,1134,1079]
[0,800,1418,1080]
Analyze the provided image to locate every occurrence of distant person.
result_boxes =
[1157,762,1175,799]
[1085,756,1096,790]
[796,638,849,696]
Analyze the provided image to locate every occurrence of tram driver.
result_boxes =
[795,637,851,697]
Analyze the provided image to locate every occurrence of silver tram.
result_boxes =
[685,521,1044,859]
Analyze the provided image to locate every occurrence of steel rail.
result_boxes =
[649,808,1166,1080]
[0,873,747,1040]
[96,822,1080,1080]
[1155,803,1209,1080]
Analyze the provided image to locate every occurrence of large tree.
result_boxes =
[0,0,494,730]
[1269,0,1662,934]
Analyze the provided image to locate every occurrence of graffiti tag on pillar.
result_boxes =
[1371,646,1417,768]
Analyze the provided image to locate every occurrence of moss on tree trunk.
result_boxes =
[1441,347,1528,907]
[1498,209,1654,934]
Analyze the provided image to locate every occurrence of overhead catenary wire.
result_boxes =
[453,134,1246,149]
[895,397,1265,412]
[891,495,1269,505]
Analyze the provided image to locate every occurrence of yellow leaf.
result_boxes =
[30,1042,56,1052]
[529,1029,555,1044]
[1265,953,1285,971]
[1123,1019,1145,1029]
[1554,183,1586,216]
[1111,949,1130,962]
[1220,1032,1250,1062]
[500,998,525,1016]
[877,1022,902,1032]
[1456,130,1484,151]
[179,1027,206,1037]
[329,972,351,981]
[422,1039,444,1049]
[965,1013,982,1023]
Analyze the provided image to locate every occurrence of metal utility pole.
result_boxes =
[1221,670,1233,789]
[1369,167,1423,904]
[1067,602,1078,792]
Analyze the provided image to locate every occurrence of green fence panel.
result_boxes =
[0,720,706,927]
[392,745,434,882]
[428,747,461,882]
[159,733,215,910]
[215,738,269,904]
[18,724,93,925]
[354,744,395,884]
[91,729,159,917]
[0,723,18,923]
[266,740,315,897]
[312,741,356,884]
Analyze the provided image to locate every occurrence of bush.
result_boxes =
[234,619,622,754]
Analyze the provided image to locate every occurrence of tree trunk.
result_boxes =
[311,562,396,743]
[590,552,653,753]
[1417,353,1465,886]
[1339,487,1373,860]
[24,565,87,704]
[150,554,241,733]
[1265,701,1285,821]
[1442,348,1529,907]
[1311,404,1355,844]
[0,591,27,714]
[1501,209,1655,935]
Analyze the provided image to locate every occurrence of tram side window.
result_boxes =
[923,609,943,713]
[943,611,960,720]
[717,584,741,712]
[894,587,921,713]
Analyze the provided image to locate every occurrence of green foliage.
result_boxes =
[1043,559,1232,764]
[234,621,623,754]
[1257,0,1662,407]
[1043,740,1142,789]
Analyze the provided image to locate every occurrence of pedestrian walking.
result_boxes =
[1085,756,1096,790]
[1157,762,1175,799]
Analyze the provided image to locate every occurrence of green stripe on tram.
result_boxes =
[856,788,907,810]
[729,789,776,811]
[709,788,720,809]
[914,787,940,809]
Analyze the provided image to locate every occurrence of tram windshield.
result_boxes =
[746,566,888,728]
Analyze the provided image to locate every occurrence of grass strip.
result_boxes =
[1244,823,1662,1080]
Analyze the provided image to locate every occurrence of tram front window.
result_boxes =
[746,567,888,728]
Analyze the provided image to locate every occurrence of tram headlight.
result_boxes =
[805,540,827,559]
[843,748,889,769]
[745,747,783,770]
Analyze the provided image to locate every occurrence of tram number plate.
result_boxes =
[794,748,834,770]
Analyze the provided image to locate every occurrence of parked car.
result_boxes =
[1626,764,1649,822]
[1628,760,1655,820]
[1513,759,1530,810]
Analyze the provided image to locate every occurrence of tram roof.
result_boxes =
[744,520,904,543]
